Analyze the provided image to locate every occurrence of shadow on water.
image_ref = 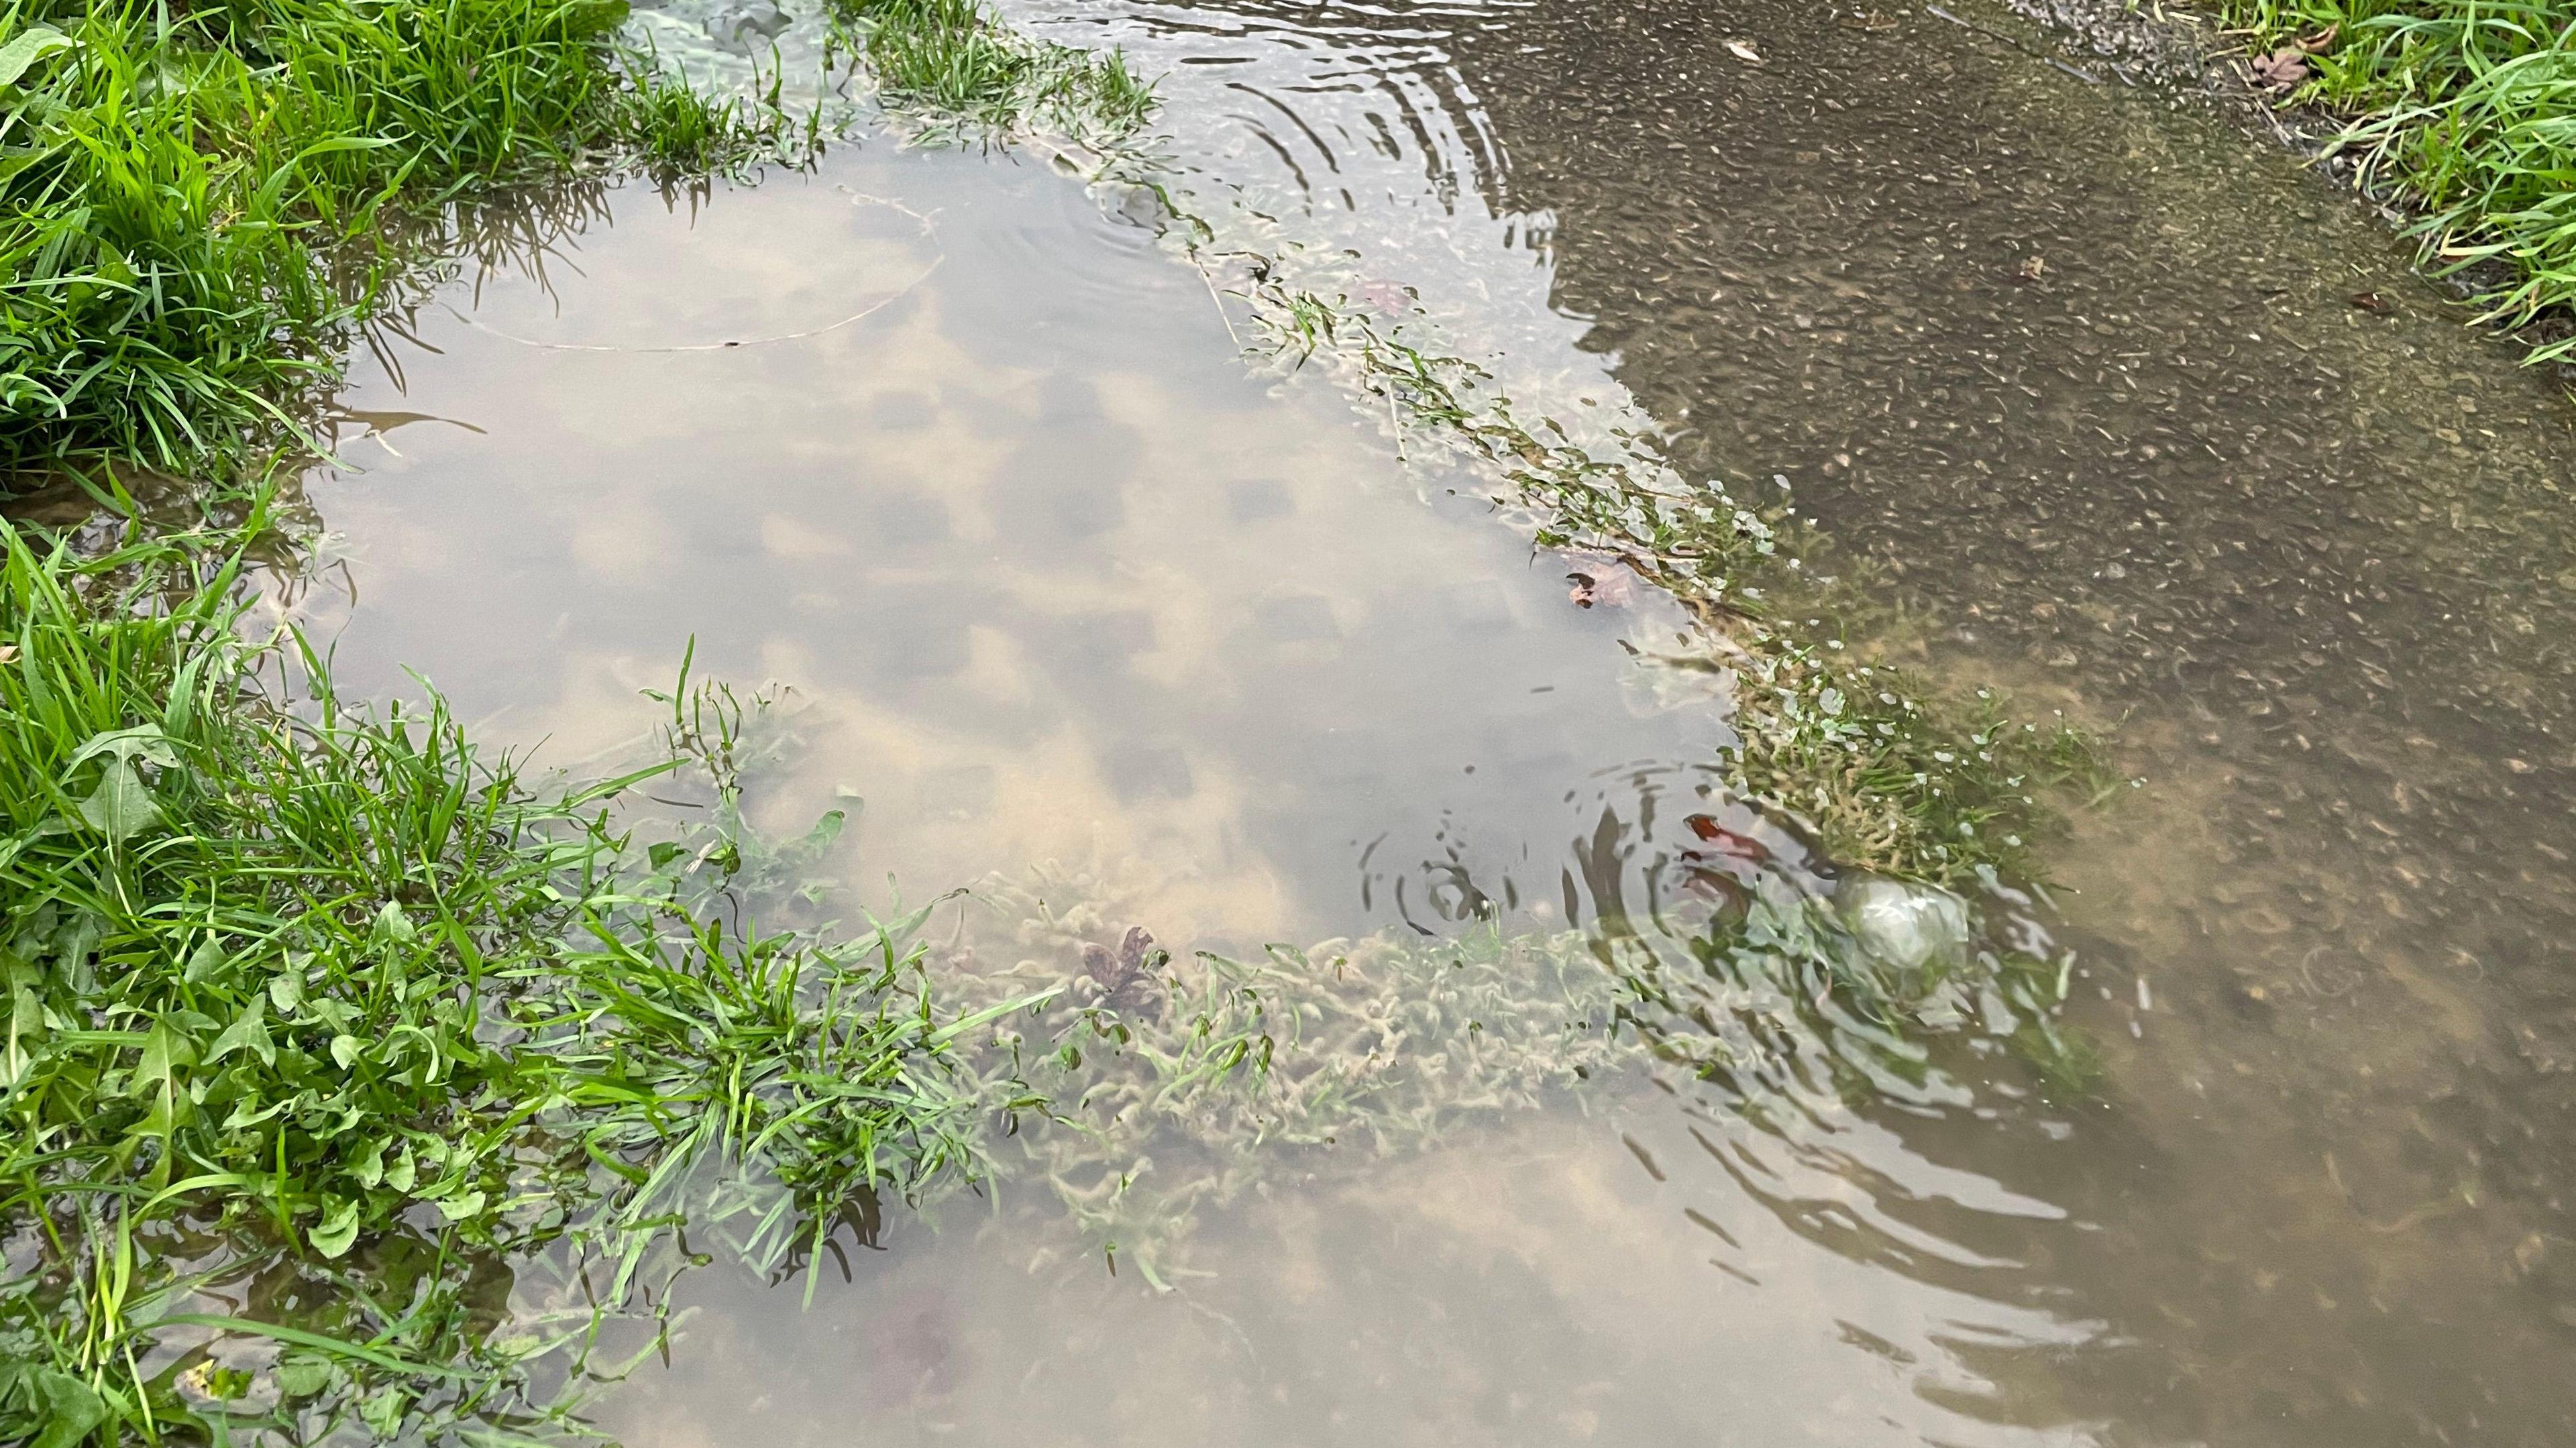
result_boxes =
[988,0,2576,1439]
[283,0,2576,1437]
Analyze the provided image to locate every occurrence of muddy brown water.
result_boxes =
[286,0,2576,1441]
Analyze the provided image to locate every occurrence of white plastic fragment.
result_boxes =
[1837,876,1972,972]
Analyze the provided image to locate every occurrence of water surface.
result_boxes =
[297,129,2120,1445]
[977,0,2576,1439]
[297,0,2576,1441]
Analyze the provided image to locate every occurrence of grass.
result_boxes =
[829,0,1154,140]
[932,833,2100,1285]
[2214,0,2576,359]
[0,0,794,477]
[941,875,1640,1286]
[0,520,1034,1443]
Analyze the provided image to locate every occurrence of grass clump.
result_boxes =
[2217,0,2576,358]
[829,0,1154,139]
[0,522,1031,1445]
[0,0,788,476]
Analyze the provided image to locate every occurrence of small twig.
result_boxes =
[1193,255,1244,350]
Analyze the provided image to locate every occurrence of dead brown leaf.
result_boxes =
[2250,46,2308,89]
[1566,552,1639,610]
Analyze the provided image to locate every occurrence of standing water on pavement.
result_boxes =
[278,0,2576,1442]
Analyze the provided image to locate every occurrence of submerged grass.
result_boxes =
[2215,0,2576,359]
[924,822,2097,1284]
[823,0,2105,885]
[0,0,792,476]
[825,0,2113,1135]
[828,0,1152,140]
[1234,273,2111,885]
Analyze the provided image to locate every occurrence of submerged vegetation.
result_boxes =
[938,856,2095,1287]
[1230,268,2110,885]
[2218,0,2576,360]
[818,0,2106,884]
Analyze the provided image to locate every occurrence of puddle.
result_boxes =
[591,1104,2100,1448]
[294,131,2102,1447]
[959,0,2576,1440]
[301,148,1730,947]
[274,0,2576,1441]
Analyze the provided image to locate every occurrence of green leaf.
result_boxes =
[370,901,417,949]
[9,983,43,1044]
[358,1386,408,1438]
[330,1034,360,1070]
[272,1356,337,1400]
[204,997,274,1067]
[308,1197,359,1258]
[802,808,847,851]
[6,1363,105,1448]
[75,759,160,841]
[554,0,631,40]
[0,25,74,89]
[68,723,180,771]
[250,134,398,215]
[200,1365,252,1401]
[269,968,305,1013]
[89,240,134,290]
[434,1188,486,1222]
[131,1019,196,1095]
[159,1315,474,1380]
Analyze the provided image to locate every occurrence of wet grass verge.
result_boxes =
[2211,0,2576,363]
[0,5,1008,1441]
[0,523,1036,1441]
[0,0,800,476]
